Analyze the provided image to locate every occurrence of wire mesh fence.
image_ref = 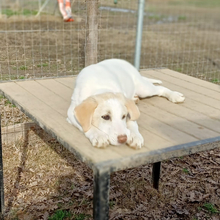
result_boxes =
[0,0,220,143]
[0,0,87,81]
[1,0,220,82]
[140,0,220,83]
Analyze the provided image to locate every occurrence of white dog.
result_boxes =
[67,59,185,149]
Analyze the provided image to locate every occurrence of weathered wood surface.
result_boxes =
[0,69,220,172]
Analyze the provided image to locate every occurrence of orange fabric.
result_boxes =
[64,18,74,22]
[65,2,71,7]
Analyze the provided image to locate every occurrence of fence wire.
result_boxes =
[0,0,220,82]
[0,0,220,143]
[0,0,86,81]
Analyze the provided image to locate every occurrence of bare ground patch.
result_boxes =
[2,126,220,220]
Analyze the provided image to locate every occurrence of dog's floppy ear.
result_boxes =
[74,97,98,132]
[114,93,140,121]
[125,99,140,121]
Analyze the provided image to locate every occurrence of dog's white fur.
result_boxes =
[67,59,185,149]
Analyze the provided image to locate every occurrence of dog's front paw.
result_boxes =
[91,135,110,148]
[127,132,144,149]
[169,91,185,103]
[85,130,109,148]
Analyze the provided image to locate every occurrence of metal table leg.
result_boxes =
[0,117,4,215]
[152,162,161,190]
[93,169,110,220]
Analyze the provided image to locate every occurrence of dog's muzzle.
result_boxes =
[117,135,127,144]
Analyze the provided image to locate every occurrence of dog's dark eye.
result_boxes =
[122,115,126,119]
[102,115,110,120]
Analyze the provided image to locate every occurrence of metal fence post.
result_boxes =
[134,0,145,70]
[0,116,5,215]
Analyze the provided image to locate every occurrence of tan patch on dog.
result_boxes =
[96,93,140,120]
[74,92,140,132]
[124,99,140,121]
[134,95,139,104]
[74,97,98,132]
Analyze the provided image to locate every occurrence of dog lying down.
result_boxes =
[67,59,185,149]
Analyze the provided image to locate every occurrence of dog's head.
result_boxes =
[74,93,140,145]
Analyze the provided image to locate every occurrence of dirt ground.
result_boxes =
[1,97,220,220]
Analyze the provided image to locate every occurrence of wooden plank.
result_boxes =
[97,136,220,172]
[55,78,74,89]
[152,68,220,93]
[17,80,69,116]
[145,72,220,120]
[37,79,72,102]
[144,70,220,110]
[145,97,220,134]
[138,113,197,144]
[143,69,220,101]
[140,101,220,140]
[111,128,173,158]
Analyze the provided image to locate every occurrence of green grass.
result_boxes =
[2,9,37,17]
[211,79,220,83]
[19,76,25,79]
[174,67,183,72]
[5,100,11,105]
[170,0,220,8]
[2,9,18,17]
[202,203,219,214]
[74,214,91,220]
[22,9,38,16]
[178,15,187,21]
[183,168,189,174]
[1,98,16,107]
[19,66,27,71]
[109,200,115,209]
[37,63,48,67]
[48,209,91,220]
[48,210,71,220]
[148,14,167,21]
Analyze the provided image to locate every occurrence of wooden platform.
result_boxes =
[1,69,220,172]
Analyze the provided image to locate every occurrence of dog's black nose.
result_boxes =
[117,135,127,144]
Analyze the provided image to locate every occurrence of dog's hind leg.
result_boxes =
[135,79,185,103]
[144,77,162,85]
